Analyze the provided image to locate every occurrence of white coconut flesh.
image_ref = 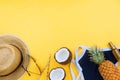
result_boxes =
[55,48,70,63]
[50,68,65,80]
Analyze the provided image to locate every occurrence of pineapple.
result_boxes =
[89,47,120,80]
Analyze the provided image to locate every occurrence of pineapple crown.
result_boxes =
[89,47,105,65]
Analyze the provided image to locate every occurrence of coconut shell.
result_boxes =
[54,47,72,65]
[49,67,66,80]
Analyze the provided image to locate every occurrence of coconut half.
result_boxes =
[49,68,65,80]
[54,47,72,64]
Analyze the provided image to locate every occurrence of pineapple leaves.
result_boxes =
[89,47,105,65]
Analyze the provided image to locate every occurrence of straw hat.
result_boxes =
[0,35,30,80]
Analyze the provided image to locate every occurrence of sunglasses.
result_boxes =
[22,54,51,79]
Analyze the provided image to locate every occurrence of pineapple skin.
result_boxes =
[98,60,120,80]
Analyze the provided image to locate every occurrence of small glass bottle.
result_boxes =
[109,42,120,61]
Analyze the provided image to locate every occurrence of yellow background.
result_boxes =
[0,0,120,80]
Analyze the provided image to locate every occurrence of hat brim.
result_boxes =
[0,35,30,80]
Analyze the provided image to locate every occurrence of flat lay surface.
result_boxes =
[0,0,120,80]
